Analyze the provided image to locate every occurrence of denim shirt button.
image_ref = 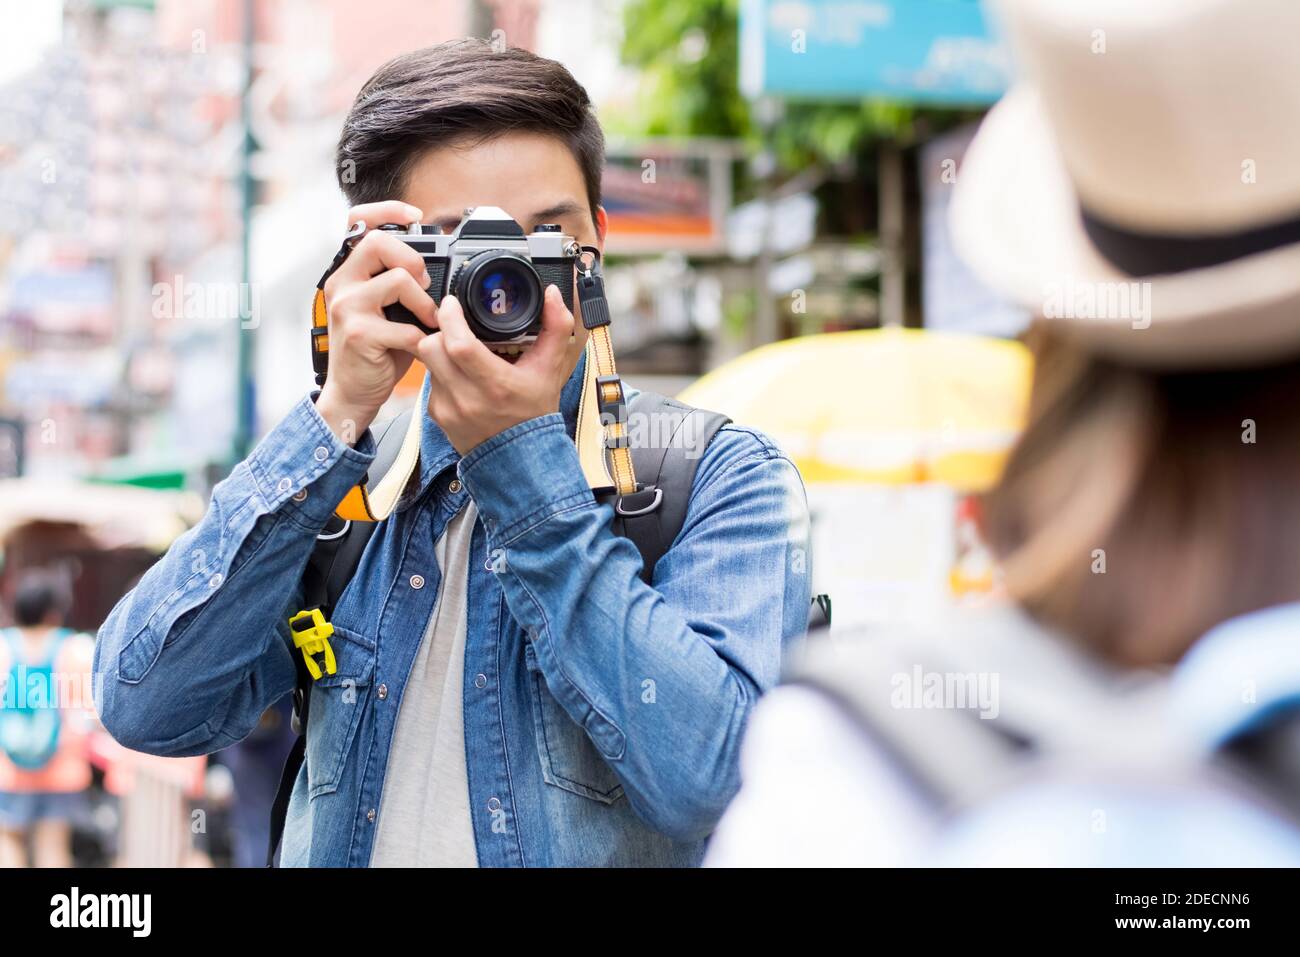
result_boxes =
[377,683,388,700]
[474,673,487,689]
[409,574,425,590]
[314,446,329,462]
[292,488,308,503]
[487,797,501,812]
[366,808,376,823]
[448,479,462,494]
[276,477,292,494]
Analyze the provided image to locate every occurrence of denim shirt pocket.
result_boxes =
[523,641,624,805]
[304,625,374,799]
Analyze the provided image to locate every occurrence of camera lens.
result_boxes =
[453,252,542,340]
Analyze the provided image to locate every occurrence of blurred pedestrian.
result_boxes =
[0,570,96,867]
[219,698,296,868]
[709,0,1300,866]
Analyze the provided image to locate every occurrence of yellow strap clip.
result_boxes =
[288,609,337,681]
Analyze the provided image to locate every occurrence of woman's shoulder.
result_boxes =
[707,683,935,866]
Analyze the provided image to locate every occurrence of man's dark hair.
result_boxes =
[336,39,605,227]
[13,569,71,628]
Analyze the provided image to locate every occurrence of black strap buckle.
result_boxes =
[576,248,610,330]
[310,325,329,385]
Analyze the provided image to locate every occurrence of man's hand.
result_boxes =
[315,201,437,444]
[418,283,576,455]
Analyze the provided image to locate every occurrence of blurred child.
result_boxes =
[0,570,97,867]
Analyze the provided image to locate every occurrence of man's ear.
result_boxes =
[594,205,608,250]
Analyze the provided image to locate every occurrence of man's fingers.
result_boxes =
[435,296,497,375]
[331,282,426,355]
[347,267,437,328]
[517,284,575,372]
[330,229,430,291]
[346,201,422,231]
[418,330,474,394]
[368,315,427,356]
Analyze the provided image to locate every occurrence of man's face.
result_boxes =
[400,131,607,373]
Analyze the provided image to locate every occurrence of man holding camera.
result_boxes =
[94,39,811,867]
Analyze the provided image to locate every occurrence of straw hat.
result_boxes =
[950,0,1300,367]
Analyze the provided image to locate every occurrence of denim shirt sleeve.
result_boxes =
[458,413,812,842]
[93,393,376,757]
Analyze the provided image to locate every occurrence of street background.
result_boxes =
[0,0,1029,865]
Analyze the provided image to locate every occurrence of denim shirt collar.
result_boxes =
[411,347,589,500]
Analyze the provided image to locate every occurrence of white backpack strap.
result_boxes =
[784,607,1179,813]
[785,630,1028,811]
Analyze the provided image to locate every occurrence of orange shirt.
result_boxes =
[0,630,97,794]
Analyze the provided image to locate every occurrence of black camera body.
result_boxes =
[381,205,580,349]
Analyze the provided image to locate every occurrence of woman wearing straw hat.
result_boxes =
[706,0,1300,866]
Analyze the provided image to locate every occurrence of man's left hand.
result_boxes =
[417,283,577,455]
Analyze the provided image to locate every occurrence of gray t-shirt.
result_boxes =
[370,501,478,867]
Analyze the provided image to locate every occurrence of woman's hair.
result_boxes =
[12,569,72,628]
[981,323,1300,667]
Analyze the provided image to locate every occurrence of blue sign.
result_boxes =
[740,0,1012,105]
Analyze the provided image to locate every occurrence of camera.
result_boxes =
[381,205,580,350]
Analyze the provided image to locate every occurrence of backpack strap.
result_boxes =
[269,407,413,867]
[301,409,413,615]
[609,391,731,584]
[784,633,1030,813]
[789,615,1300,847]
[0,627,72,669]
[42,627,73,668]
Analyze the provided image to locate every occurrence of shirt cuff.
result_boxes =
[457,413,594,543]
[245,392,377,527]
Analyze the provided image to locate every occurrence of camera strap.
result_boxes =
[313,234,636,522]
[308,220,424,523]
[310,220,367,389]
[574,248,637,497]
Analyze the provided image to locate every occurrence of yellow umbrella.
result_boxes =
[677,328,1033,491]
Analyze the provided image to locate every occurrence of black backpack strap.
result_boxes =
[611,391,730,584]
[266,734,305,867]
[608,392,832,624]
[299,408,413,617]
[267,407,414,866]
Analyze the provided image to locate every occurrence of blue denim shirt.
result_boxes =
[94,356,811,866]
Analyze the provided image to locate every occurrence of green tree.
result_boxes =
[614,0,975,183]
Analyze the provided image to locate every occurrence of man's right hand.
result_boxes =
[315,201,437,444]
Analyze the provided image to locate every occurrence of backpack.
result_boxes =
[0,627,71,771]
[270,391,829,863]
[784,610,1300,863]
